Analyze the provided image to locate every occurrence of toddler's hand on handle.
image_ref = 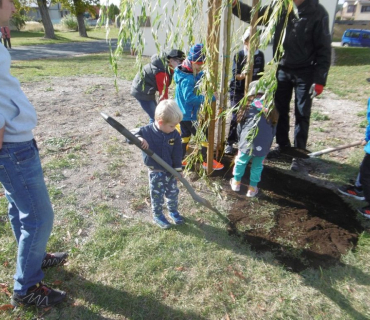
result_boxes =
[362,139,367,146]
[309,83,324,99]
[139,138,149,150]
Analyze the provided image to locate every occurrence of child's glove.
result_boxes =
[309,83,324,99]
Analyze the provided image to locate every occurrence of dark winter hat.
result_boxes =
[167,49,185,60]
[187,44,206,63]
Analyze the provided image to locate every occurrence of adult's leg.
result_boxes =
[227,95,243,147]
[8,38,11,49]
[0,141,54,295]
[293,68,314,149]
[136,99,157,124]
[233,151,252,182]
[360,153,370,204]
[274,67,294,148]
[3,38,7,48]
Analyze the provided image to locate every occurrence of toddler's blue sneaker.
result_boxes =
[169,212,184,225]
[153,214,171,229]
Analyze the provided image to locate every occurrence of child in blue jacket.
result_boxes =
[174,43,224,171]
[338,98,370,219]
[133,99,184,229]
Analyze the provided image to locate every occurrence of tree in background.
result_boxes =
[37,0,56,39]
[59,0,99,37]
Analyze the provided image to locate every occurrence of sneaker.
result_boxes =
[153,214,171,229]
[169,212,184,225]
[247,186,258,197]
[225,145,234,155]
[357,206,370,219]
[202,159,224,171]
[11,282,66,308]
[290,158,305,172]
[338,185,365,201]
[182,160,187,167]
[41,252,68,269]
[229,178,241,192]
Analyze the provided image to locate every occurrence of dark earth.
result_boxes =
[215,155,363,273]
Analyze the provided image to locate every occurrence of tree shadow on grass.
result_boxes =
[179,218,370,320]
[30,269,207,320]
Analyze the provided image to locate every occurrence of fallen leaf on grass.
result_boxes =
[234,270,246,280]
[52,280,63,285]
[2,261,9,267]
[175,266,185,271]
[0,304,14,311]
[229,292,236,303]
[0,283,11,297]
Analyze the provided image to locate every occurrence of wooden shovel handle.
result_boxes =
[309,141,362,157]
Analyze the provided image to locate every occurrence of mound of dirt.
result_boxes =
[221,159,363,272]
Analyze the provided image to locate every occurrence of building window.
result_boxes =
[361,6,370,12]
[347,5,356,13]
[138,16,151,27]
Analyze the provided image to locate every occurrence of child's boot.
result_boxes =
[153,214,171,229]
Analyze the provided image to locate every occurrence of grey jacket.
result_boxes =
[238,106,276,157]
[131,54,172,101]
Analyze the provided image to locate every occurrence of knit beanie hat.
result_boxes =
[187,44,206,63]
[167,49,185,61]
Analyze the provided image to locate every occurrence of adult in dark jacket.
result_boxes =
[232,0,331,171]
[226,27,265,154]
[131,49,185,124]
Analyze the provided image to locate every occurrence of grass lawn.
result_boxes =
[0,46,370,319]
[11,27,119,47]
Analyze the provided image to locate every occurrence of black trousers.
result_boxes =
[227,94,244,146]
[3,37,11,49]
[180,120,207,160]
[274,66,314,150]
[360,153,370,204]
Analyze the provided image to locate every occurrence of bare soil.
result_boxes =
[25,76,367,273]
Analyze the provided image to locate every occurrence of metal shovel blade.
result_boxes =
[100,112,228,223]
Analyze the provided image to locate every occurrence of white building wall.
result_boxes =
[136,0,337,64]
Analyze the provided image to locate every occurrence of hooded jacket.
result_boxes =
[233,0,331,85]
[131,54,173,101]
[0,44,37,143]
[174,66,205,121]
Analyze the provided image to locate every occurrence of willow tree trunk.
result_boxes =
[37,0,55,39]
[217,1,232,158]
[245,0,259,94]
[206,0,222,174]
[77,13,88,37]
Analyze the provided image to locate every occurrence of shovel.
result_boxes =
[100,113,228,223]
[280,141,362,159]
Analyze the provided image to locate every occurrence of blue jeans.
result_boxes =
[0,140,54,295]
[136,99,157,124]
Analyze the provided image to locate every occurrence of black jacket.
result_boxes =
[229,49,265,97]
[232,0,331,85]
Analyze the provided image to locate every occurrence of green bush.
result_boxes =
[61,14,78,31]
[61,14,91,32]
[11,13,26,31]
